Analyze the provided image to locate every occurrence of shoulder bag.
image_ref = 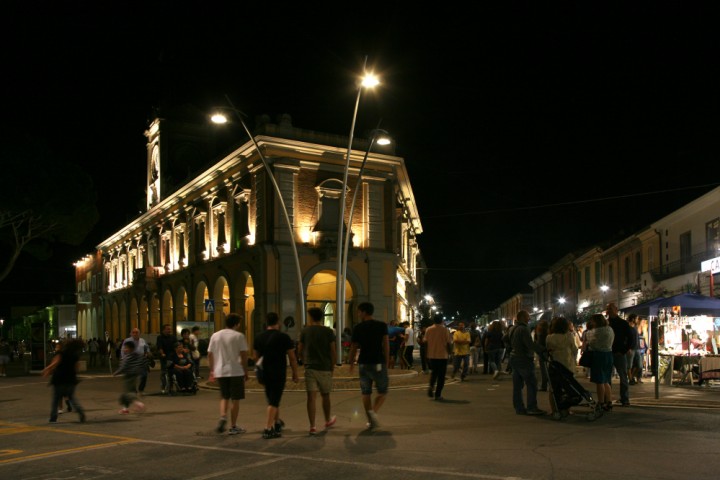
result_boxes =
[578,349,593,368]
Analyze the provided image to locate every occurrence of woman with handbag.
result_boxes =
[583,313,615,416]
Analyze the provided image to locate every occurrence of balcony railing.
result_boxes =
[649,249,717,282]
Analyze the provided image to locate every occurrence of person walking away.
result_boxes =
[348,302,389,429]
[606,303,635,406]
[87,338,99,368]
[113,340,146,414]
[402,321,415,370]
[584,313,615,416]
[387,321,404,369]
[484,320,505,379]
[451,321,471,381]
[469,325,481,374]
[418,323,429,374]
[503,310,547,416]
[423,316,452,400]
[42,339,86,424]
[207,313,249,435]
[122,328,151,396]
[297,307,337,435]
[156,324,177,393]
[253,312,299,439]
[535,319,550,391]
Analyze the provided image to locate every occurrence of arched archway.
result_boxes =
[129,297,139,329]
[111,302,119,343]
[162,289,174,332]
[176,286,188,322]
[212,276,230,333]
[139,297,149,334]
[150,294,160,334]
[306,270,354,330]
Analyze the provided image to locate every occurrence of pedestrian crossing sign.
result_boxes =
[205,299,215,313]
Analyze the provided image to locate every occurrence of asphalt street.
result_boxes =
[1,358,718,480]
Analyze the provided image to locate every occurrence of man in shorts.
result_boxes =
[207,313,249,435]
[298,307,337,435]
[348,302,389,430]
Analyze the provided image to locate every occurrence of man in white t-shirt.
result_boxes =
[207,313,249,435]
[402,321,415,370]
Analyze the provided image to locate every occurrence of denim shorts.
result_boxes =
[358,363,388,395]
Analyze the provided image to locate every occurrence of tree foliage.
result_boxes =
[0,136,99,282]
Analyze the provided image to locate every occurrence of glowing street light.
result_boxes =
[600,284,609,307]
[558,297,566,315]
[211,97,306,327]
[335,60,380,364]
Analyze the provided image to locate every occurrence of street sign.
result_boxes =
[204,299,215,313]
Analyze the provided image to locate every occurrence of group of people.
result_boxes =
[494,302,638,419]
[208,301,388,438]
[39,300,645,431]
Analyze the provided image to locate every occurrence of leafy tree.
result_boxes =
[0,136,99,283]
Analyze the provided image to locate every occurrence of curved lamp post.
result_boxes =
[339,127,390,324]
[335,64,380,364]
[211,96,306,327]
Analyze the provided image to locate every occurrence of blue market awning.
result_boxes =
[621,293,720,317]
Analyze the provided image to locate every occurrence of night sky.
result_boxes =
[2,3,719,319]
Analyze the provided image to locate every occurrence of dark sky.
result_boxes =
[2,3,719,319]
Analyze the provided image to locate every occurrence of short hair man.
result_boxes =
[298,307,337,435]
[156,324,177,393]
[348,302,389,429]
[253,312,299,439]
[207,313,249,435]
[423,315,452,400]
[503,310,547,416]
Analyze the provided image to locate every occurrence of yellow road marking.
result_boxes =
[0,421,140,465]
[0,450,22,456]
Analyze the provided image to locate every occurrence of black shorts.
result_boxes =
[217,376,245,400]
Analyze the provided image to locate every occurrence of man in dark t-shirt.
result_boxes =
[348,302,389,430]
[253,312,298,439]
[298,307,337,435]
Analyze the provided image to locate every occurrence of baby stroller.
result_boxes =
[546,354,598,421]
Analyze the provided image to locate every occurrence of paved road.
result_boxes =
[1,362,718,480]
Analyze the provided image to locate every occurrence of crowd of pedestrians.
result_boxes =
[29,300,648,434]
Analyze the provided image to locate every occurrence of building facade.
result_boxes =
[74,112,424,348]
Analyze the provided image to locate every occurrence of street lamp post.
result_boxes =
[335,63,380,364]
[558,297,566,315]
[600,285,609,310]
[211,96,306,327]
[339,127,390,322]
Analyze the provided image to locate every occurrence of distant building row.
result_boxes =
[491,186,720,324]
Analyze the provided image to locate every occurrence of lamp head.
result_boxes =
[361,73,380,88]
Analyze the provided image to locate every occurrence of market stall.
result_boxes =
[621,293,720,391]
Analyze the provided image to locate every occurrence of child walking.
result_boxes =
[113,340,146,414]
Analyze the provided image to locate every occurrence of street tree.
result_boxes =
[0,136,99,283]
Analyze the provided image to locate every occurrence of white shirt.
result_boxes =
[207,328,248,378]
[404,327,415,347]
